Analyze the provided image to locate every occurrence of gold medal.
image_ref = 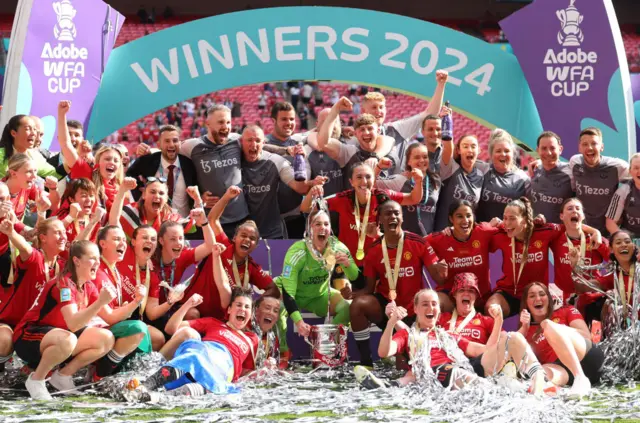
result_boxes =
[356,249,364,260]
[389,289,397,301]
[353,191,371,262]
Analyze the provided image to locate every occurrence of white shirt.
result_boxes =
[158,155,189,218]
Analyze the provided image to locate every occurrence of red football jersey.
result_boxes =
[94,259,125,310]
[70,158,120,212]
[8,183,38,221]
[188,235,272,319]
[188,317,259,381]
[364,232,438,315]
[438,312,495,345]
[551,234,609,300]
[525,306,583,363]
[597,272,635,306]
[13,276,99,342]
[150,247,197,302]
[393,328,469,367]
[491,224,563,298]
[116,247,159,309]
[425,223,497,296]
[0,249,64,327]
[327,188,405,266]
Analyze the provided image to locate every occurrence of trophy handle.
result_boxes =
[53,2,61,15]
[556,9,566,26]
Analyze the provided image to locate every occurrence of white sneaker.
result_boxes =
[49,370,79,395]
[25,374,53,400]
[568,374,591,398]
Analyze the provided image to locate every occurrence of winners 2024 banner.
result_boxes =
[1,0,124,151]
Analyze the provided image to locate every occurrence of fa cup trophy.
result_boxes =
[53,0,77,42]
[556,0,584,47]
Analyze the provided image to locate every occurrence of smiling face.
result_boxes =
[560,199,584,231]
[449,204,475,238]
[40,220,67,254]
[454,288,477,316]
[228,295,253,330]
[407,144,430,173]
[379,202,403,234]
[73,188,96,216]
[422,118,441,151]
[143,181,168,216]
[355,123,378,152]
[160,225,185,260]
[233,225,259,259]
[273,110,296,139]
[525,284,549,320]
[631,156,640,186]
[579,134,603,168]
[74,243,101,281]
[611,231,635,264]
[491,140,514,174]
[68,126,84,148]
[10,160,37,189]
[97,149,122,182]
[503,205,526,239]
[159,130,181,162]
[361,99,386,126]
[311,212,331,251]
[241,127,265,162]
[537,136,563,170]
[100,227,127,263]
[415,290,440,329]
[349,165,374,197]
[255,297,280,333]
[206,110,232,144]
[457,136,478,169]
[132,227,158,262]
[11,117,37,152]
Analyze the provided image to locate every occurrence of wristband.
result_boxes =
[200,221,209,226]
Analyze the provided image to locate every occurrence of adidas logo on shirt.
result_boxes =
[447,247,454,252]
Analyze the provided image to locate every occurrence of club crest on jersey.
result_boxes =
[534,240,543,248]
[403,252,412,261]
[335,266,343,274]
[473,319,481,325]
[283,265,292,278]
[472,240,481,249]
[60,288,71,302]
[553,318,561,323]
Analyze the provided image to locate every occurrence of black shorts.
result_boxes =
[495,290,521,317]
[583,297,607,327]
[432,364,454,387]
[144,313,172,339]
[14,325,86,369]
[552,340,604,386]
[469,355,485,377]
[373,293,417,330]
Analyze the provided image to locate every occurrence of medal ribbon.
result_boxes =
[136,262,151,316]
[160,260,176,300]
[101,257,122,307]
[43,259,60,283]
[382,232,405,296]
[511,238,528,293]
[448,309,476,334]
[353,191,371,258]
[232,256,250,289]
[619,263,636,316]
[566,231,586,261]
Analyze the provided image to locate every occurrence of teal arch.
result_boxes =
[87,7,543,150]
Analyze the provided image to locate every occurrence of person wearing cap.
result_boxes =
[439,273,551,396]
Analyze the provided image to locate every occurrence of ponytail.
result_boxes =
[507,196,534,268]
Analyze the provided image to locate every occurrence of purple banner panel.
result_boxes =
[17,0,124,150]
[632,73,640,152]
[500,0,634,160]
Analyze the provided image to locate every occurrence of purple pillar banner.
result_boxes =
[500,0,636,160]
[632,73,640,152]
[7,0,124,151]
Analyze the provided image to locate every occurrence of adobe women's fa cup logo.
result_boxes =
[53,0,77,42]
[556,0,584,47]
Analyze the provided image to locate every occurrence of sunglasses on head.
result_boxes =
[145,176,167,185]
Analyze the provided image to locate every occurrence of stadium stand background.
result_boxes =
[0,0,638,165]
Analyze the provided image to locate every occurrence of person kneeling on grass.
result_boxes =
[128,288,259,399]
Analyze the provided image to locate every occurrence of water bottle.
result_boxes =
[293,141,307,182]
[441,100,453,141]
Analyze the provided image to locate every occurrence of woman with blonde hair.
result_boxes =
[477,128,530,222]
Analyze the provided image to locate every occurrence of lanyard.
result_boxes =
[511,238,528,294]
[136,262,151,316]
[381,232,405,301]
[566,231,586,261]
[232,256,250,289]
[410,175,430,236]
[448,309,476,334]
[6,242,17,285]
[353,191,371,261]
[101,257,122,307]
[43,258,60,283]
[619,263,635,316]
